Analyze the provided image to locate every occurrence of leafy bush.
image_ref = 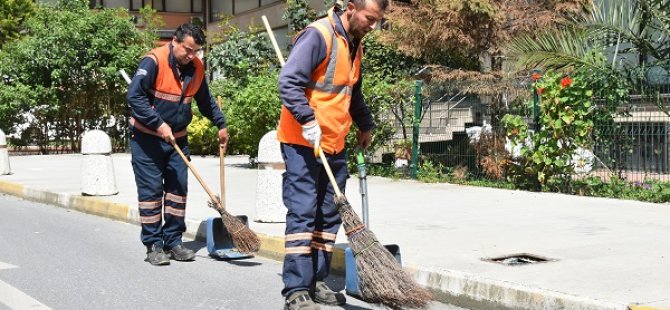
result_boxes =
[283,0,317,36]
[567,176,670,203]
[0,0,151,152]
[222,71,282,157]
[0,0,34,48]
[503,71,594,190]
[208,20,278,83]
[187,106,221,155]
[192,71,281,157]
[366,163,404,180]
[417,160,444,183]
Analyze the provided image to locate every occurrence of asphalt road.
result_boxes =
[0,194,465,310]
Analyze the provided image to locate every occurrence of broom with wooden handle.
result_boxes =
[214,96,226,210]
[204,97,259,254]
[316,147,432,309]
[171,141,260,254]
[119,69,259,254]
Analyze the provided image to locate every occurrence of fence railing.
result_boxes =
[380,80,670,184]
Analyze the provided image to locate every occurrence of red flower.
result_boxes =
[561,76,573,88]
[536,87,544,95]
[531,72,541,81]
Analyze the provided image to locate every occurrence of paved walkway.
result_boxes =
[1,153,669,310]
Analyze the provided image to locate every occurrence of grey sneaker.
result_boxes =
[284,291,320,310]
[314,281,346,306]
[167,244,195,261]
[145,244,170,266]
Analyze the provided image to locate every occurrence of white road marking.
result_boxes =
[0,262,17,270]
[0,260,51,309]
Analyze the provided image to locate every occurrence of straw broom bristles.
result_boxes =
[208,197,261,254]
[336,194,432,309]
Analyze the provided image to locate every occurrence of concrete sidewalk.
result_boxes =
[1,153,669,310]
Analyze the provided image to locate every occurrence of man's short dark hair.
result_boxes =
[174,23,206,45]
[351,0,389,11]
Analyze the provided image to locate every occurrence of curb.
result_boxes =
[629,305,670,310]
[0,179,653,310]
[409,266,628,310]
[0,180,129,222]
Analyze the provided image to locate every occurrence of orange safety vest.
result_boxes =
[147,44,204,106]
[277,8,363,154]
[131,44,205,138]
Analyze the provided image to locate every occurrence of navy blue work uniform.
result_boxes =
[278,8,374,297]
[127,43,226,251]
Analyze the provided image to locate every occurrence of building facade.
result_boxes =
[87,0,326,49]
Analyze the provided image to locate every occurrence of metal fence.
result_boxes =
[378,77,670,184]
[592,94,670,182]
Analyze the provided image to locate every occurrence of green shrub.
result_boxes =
[191,71,281,157]
[417,160,445,183]
[503,71,594,191]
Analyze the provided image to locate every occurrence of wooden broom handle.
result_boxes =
[216,96,226,210]
[262,15,285,67]
[170,140,222,208]
[317,147,343,197]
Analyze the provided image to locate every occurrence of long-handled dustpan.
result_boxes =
[206,96,254,260]
[345,149,402,298]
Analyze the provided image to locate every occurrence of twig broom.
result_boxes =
[171,141,260,253]
[316,147,432,309]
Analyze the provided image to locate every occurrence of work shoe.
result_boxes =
[167,244,195,261]
[145,244,170,266]
[314,281,346,306]
[284,291,320,310]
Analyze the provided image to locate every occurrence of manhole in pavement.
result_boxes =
[483,253,555,266]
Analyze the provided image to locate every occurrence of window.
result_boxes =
[210,0,281,21]
[152,0,164,11]
[234,0,258,14]
[193,0,202,13]
[103,0,129,9]
[165,0,190,12]
[211,0,232,21]
[131,0,142,10]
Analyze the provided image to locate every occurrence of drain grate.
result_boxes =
[484,253,555,266]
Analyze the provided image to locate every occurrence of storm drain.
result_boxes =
[484,253,555,266]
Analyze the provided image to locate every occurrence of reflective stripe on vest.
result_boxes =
[147,44,204,105]
[277,8,362,154]
[304,19,353,98]
[148,89,193,104]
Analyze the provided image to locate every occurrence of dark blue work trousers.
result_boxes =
[281,143,348,297]
[130,128,189,250]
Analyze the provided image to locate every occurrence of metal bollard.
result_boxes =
[81,130,118,196]
[254,130,286,223]
[0,130,11,175]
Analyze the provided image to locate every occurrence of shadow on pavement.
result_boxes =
[183,240,206,253]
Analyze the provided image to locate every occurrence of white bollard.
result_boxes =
[254,130,286,223]
[0,130,11,175]
[81,130,118,196]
